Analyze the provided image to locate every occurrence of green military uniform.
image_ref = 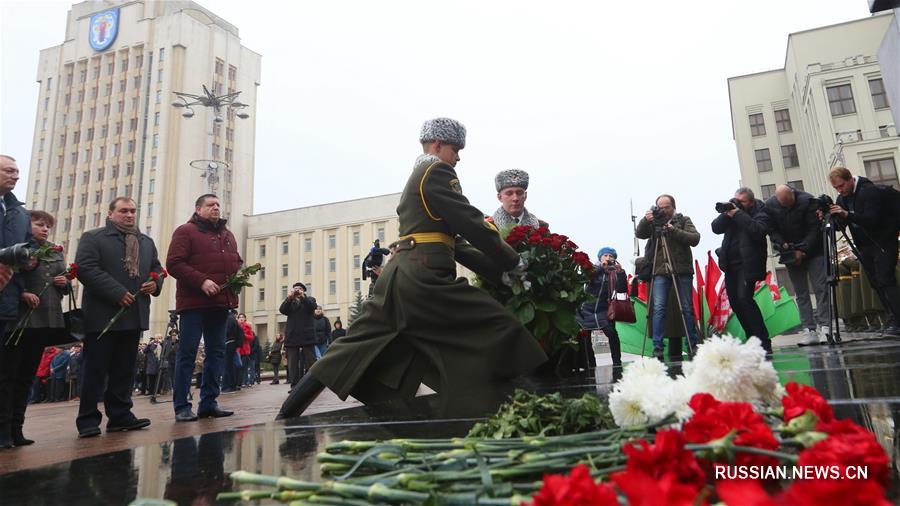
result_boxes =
[309,153,547,405]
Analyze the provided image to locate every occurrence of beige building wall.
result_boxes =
[728,13,899,283]
[244,194,403,344]
[25,0,260,336]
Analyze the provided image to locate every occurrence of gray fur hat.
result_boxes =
[419,117,466,148]
[495,169,530,192]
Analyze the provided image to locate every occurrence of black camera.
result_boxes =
[650,205,669,230]
[0,243,30,268]
[816,194,834,213]
[362,240,391,281]
[715,200,738,214]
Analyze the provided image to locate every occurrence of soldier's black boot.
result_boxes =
[276,374,325,420]
[11,425,34,446]
[0,424,14,449]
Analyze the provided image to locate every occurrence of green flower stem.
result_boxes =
[685,444,799,463]
[317,453,400,471]
[215,490,273,501]
[6,280,53,346]
[229,471,322,491]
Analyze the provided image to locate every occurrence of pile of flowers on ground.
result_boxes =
[216,337,892,505]
[478,225,594,353]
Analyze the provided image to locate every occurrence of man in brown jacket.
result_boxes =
[166,194,242,422]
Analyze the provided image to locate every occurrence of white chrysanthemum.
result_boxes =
[608,384,650,428]
[752,360,783,406]
[623,357,668,381]
[609,362,676,428]
[670,375,699,421]
[687,334,763,403]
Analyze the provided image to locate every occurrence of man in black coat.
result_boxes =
[279,282,317,387]
[313,305,331,358]
[712,187,773,352]
[222,311,243,392]
[74,197,164,438]
[766,185,830,344]
[827,167,900,337]
[0,154,34,449]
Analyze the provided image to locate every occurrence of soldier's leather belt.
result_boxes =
[395,232,455,249]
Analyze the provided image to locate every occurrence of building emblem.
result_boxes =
[88,8,119,51]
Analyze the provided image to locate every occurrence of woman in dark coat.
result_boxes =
[144,340,160,396]
[279,283,317,387]
[0,211,69,447]
[576,247,627,368]
[267,333,284,384]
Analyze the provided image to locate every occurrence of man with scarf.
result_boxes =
[166,194,242,422]
[74,197,164,438]
[490,170,547,229]
[276,118,547,419]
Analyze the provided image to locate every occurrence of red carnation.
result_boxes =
[149,272,160,281]
[779,477,890,506]
[530,464,618,506]
[797,431,889,487]
[160,268,169,278]
[51,245,64,252]
[782,382,834,424]
[65,263,79,280]
[815,418,868,437]
[683,393,780,468]
[715,480,774,506]
[612,470,704,506]
[621,429,706,489]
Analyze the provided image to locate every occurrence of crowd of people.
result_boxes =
[0,116,898,441]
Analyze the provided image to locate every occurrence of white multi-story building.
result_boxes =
[25,0,260,334]
[728,13,898,285]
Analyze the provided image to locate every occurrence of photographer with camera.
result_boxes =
[279,282,318,388]
[765,185,830,344]
[712,187,773,352]
[826,167,900,337]
[362,240,391,299]
[635,194,701,360]
[576,247,627,368]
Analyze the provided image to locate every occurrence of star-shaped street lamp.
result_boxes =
[171,84,250,122]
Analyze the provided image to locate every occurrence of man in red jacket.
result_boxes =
[166,194,242,422]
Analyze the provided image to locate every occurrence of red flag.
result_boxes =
[704,251,722,314]
[693,259,705,325]
[711,287,732,332]
[637,280,648,302]
[765,271,781,301]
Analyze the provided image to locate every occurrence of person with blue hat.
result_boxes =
[576,246,627,369]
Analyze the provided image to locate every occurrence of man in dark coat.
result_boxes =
[712,187,773,352]
[766,185,829,344]
[144,338,160,396]
[166,194,243,421]
[222,310,243,392]
[267,333,285,384]
[827,167,900,337]
[277,118,547,418]
[0,154,32,448]
[279,282,317,387]
[74,197,164,438]
[313,305,331,358]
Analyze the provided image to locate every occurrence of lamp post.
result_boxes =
[171,84,250,122]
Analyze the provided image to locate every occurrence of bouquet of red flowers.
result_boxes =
[479,225,594,353]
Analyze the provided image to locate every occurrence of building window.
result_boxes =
[306,283,313,296]
[104,83,111,96]
[329,258,336,272]
[119,79,125,92]
[152,134,159,148]
[377,227,385,242]
[100,125,107,138]
[328,234,336,249]
[863,157,899,189]
[130,118,138,131]
[259,243,266,257]
[157,69,163,82]
[281,264,288,277]
[781,144,799,168]
[329,280,336,296]
[133,76,141,89]
[826,84,856,116]
[869,78,890,110]
[228,66,237,80]
[281,286,288,300]
[113,143,120,156]
[127,140,135,153]
[151,156,157,167]
[773,109,790,133]
[259,267,265,280]
[281,241,289,254]
[136,54,143,67]
[148,179,155,193]
[353,255,360,268]
[304,261,312,275]
[354,278,361,292]
[155,90,161,104]
[760,184,776,200]
[94,190,101,203]
[352,230,360,246]
[118,100,124,113]
[154,112,160,126]
[304,238,312,252]
[755,149,772,172]
[748,113,766,136]
[215,59,224,76]
[158,48,165,61]
[258,288,265,302]
[125,184,132,197]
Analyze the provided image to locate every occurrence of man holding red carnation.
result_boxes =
[74,197,164,438]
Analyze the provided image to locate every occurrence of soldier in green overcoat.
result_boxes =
[276,118,548,419]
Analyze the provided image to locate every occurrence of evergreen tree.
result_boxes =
[348,291,365,326]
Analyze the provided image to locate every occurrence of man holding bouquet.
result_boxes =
[277,118,547,418]
[166,194,242,422]
[75,197,163,438]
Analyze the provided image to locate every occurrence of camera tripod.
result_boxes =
[820,215,863,346]
[149,311,179,404]
[639,228,700,359]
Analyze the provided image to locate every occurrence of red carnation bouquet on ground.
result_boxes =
[478,225,594,353]
[97,268,167,340]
